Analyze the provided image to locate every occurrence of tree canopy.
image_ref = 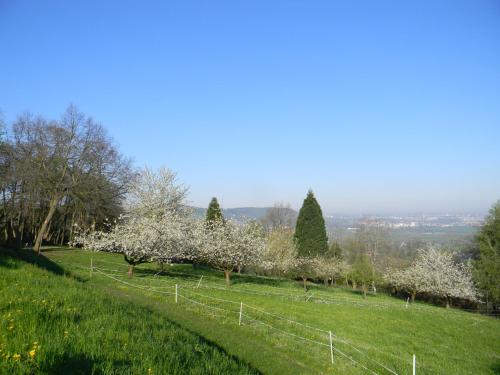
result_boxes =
[293,190,328,257]
[206,197,224,224]
[474,201,500,307]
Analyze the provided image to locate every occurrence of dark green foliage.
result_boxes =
[350,253,376,298]
[474,201,500,307]
[293,190,328,257]
[326,242,342,259]
[206,197,224,224]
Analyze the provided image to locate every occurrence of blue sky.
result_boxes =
[1,0,499,214]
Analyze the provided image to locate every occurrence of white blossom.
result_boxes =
[385,247,479,305]
[196,219,266,285]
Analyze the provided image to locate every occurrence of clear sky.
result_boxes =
[1,1,499,214]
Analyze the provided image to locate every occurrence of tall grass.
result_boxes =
[0,249,258,375]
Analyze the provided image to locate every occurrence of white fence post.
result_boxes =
[413,354,416,375]
[197,275,204,289]
[406,297,409,309]
[239,302,243,326]
[175,284,178,304]
[329,331,334,364]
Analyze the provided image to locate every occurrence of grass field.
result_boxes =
[1,247,499,374]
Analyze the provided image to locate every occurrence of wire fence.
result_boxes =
[89,264,407,375]
[54,257,500,317]
[50,256,497,374]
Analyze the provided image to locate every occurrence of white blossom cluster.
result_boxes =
[196,219,266,276]
[72,167,266,282]
[385,247,479,303]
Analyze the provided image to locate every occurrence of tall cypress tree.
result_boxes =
[206,197,224,223]
[294,190,328,257]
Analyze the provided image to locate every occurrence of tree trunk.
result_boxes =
[237,265,242,274]
[302,277,308,292]
[33,193,60,254]
[445,296,450,308]
[324,277,328,286]
[362,285,367,299]
[128,264,134,278]
[352,280,357,290]
[411,291,416,303]
[224,270,231,286]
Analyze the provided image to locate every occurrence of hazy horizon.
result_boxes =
[1,1,499,214]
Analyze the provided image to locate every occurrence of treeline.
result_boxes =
[0,106,133,252]
[1,106,498,313]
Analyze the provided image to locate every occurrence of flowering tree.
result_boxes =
[261,227,298,277]
[72,167,196,277]
[314,256,349,287]
[197,219,266,286]
[385,247,479,306]
[349,253,377,299]
[385,261,427,302]
[73,213,196,276]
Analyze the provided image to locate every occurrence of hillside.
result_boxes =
[193,206,297,221]
[0,249,257,375]
[2,248,499,374]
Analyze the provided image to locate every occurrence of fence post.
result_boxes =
[329,331,334,364]
[412,354,416,375]
[90,257,93,278]
[406,297,409,309]
[197,275,204,289]
[175,284,178,304]
[239,302,243,326]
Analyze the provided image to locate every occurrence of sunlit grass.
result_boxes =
[2,247,499,374]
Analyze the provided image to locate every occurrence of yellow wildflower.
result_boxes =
[29,349,36,358]
[12,353,21,361]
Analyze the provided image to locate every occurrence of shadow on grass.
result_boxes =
[0,247,86,281]
[40,246,70,252]
[492,361,500,375]
[42,352,111,375]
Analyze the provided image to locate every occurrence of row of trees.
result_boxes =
[73,169,266,284]
[2,107,496,310]
[0,106,133,252]
[72,166,485,307]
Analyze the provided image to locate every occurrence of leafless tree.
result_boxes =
[260,202,296,232]
[0,106,134,252]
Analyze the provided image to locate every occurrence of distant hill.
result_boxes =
[193,207,277,221]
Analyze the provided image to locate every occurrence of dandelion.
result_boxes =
[28,349,36,359]
[148,368,153,374]
[12,353,21,361]
[7,325,14,331]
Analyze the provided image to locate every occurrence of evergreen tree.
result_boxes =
[327,241,343,259]
[474,201,500,309]
[206,197,224,224]
[294,190,328,257]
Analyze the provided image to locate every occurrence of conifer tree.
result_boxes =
[294,190,328,257]
[474,201,500,309]
[206,197,224,224]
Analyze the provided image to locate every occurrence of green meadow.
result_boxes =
[1,248,499,375]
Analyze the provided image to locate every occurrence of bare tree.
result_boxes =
[260,202,297,232]
[2,106,133,252]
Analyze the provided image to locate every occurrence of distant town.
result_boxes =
[326,213,485,230]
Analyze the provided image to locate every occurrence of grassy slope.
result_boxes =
[0,249,258,375]
[2,248,500,374]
